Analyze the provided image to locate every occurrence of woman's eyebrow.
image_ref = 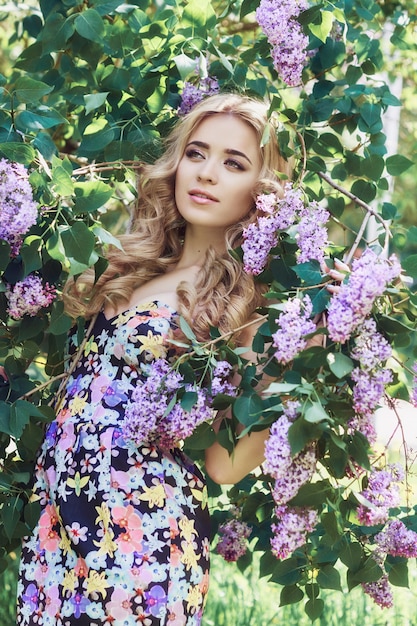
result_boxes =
[185,140,253,165]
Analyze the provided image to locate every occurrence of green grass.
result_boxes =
[202,553,417,626]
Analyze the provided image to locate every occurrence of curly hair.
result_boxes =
[64,93,290,342]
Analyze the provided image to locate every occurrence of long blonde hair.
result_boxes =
[64,93,290,342]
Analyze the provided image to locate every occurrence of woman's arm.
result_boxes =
[204,319,271,484]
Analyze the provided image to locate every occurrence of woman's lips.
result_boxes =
[188,189,219,204]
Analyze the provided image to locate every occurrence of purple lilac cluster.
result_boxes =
[0,158,38,255]
[216,518,252,562]
[272,295,315,364]
[123,358,214,448]
[5,275,56,320]
[349,319,393,443]
[271,504,318,559]
[264,411,316,505]
[362,574,393,609]
[361,517,417,608]
[241,193,283,276]
[211,360,237,397]
[242,184,329,275]
[374,519,417,558]
[327,250,401,344]
[256,0,309,86]
[296,202,329,265]
[177,76,220,116]
[357,464,404,526]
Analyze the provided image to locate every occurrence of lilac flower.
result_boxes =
[350,318,391,371]
[242,187,301,275]
[211,360,237,397]
[271,504,318,559]
[327,250,401,343]
[351,368,392,418]
[0,158,38,255]
[296,202,329,265]
[242,185,325,275]
[264,414,316,504]
[5,275,56,320]
[256,0,309,86]
[272,295,315,364]
[357,465,404,526]
[177,76,220,116]
[123,358,215,448]
[362,574,393,609]
[242,213,282,275]
[216,518,251,562]
[374,519,417,558]
[348,319,393,442]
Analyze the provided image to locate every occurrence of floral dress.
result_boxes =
[16,302,210,626]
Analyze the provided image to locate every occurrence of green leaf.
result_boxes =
[317,564,342,590]
[74,9,105,43]
[0,240,11,271]
[73,180,113,214]
[381,202,397,220]
[308,10,334,43]
[21,236,43,274]
[10,400,46,439]
[181,390,198,412]
[326,352,354,378]
[340,542,363,569]
[358,102,382,133]
[386,556,409,588]
[350,179,376,203]
[0,142,36,165]
[386,154,414,176]
[270,557,304,585]
[293,261,322,286]
[181,0,217,31]
[84,92,109,115]
[304,597,324,621]
[304,401,329,424]
[1,497,22,541]
[280,584,304,606]
[402,255,417,278]
[347,557,383,588]
[348,431,371,469]
[290,480,333,507]
[13,76,53,103]
[52,164,74,196]
[15,107,68,131]
[179,316,197,342]
[0,402,12,436]
[48,301,73,336]
[24,500,41,532]
[60,222,97,274]
[233,392,264,427]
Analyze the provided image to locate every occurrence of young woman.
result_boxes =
[16,93,289,626]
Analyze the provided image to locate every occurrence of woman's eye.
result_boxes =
[185,148,204,160]
[225,158,244,171]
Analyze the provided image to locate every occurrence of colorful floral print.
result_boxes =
[17,302,210,626]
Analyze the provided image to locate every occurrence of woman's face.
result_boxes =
[175,113,262,232]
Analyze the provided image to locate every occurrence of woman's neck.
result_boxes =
[176,225,226,268]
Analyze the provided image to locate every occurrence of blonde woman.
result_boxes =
[17,93,289,626]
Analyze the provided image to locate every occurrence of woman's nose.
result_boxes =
[197,159,217,183]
